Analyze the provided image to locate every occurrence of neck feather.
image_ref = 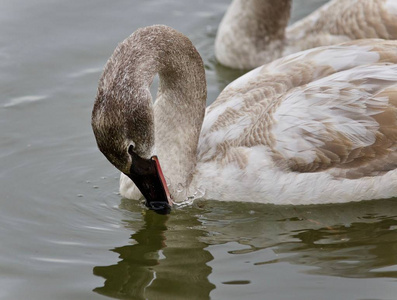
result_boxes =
[150,30,207,198]
[215,0,291,69]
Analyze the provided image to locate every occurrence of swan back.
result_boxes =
[285,0,397,55]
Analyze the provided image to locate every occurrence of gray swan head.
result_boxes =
[91,25,206,212]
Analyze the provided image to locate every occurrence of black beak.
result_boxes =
[126,150,172,214]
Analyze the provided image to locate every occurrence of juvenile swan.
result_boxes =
[92,25,397,208]
[215,0,397,69]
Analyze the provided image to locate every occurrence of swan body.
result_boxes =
[92,25,397,206]
[215,0,397,69]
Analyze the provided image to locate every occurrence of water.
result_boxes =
[1,0,397,299]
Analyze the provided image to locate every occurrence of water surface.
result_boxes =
[1,0,397,299]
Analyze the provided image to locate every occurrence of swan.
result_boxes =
[92,25,397,212]
[215,0,397,69]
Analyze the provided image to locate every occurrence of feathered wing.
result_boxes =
[272,66,397,178]
[199,40,397,178]
[284,0,397,56]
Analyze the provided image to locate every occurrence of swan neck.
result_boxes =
[235,0,291,41]
[215,0,291,69]
[127,26,207,199]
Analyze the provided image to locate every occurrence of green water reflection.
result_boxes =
[94,199,397,299]
[273,216,397,278]
[94,205,215,299]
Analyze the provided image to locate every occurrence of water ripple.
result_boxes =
[3,95,47,107]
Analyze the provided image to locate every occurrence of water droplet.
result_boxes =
[176,183,184,193]
[194,186,205,199]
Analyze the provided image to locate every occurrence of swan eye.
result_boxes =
[128,144,135,155]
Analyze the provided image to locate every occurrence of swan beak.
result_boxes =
[127,153,172,214]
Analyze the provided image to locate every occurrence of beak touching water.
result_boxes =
[126,150,172,214]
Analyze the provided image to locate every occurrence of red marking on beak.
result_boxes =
[151,156,172,207]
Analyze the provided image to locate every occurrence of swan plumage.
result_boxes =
[215,0,397,69]
[92,25,397,207]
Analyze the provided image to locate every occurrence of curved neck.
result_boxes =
[215,0,291,69]
[111,26,207,199]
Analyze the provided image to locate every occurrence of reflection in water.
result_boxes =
[272,216,397,278]
[198,199,397,281]
[94,198,397,299]
[93,202,215,300]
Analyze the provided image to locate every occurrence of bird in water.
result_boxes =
[92,25,397,213]
[215,0,397,69]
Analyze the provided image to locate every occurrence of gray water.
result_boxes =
[1,0,397,299]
